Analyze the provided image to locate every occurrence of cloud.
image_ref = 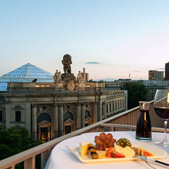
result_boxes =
[132,70,139,72]
[85,62,101,64]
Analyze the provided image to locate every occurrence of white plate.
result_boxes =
[66,143,166,163]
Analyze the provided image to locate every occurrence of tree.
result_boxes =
[0,127,42,160]
[121,82,148,109]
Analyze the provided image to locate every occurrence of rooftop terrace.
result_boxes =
[0,101,168,169]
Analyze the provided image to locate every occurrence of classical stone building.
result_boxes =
[0,55,127,142]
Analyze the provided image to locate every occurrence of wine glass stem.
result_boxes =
[163,120,168,142]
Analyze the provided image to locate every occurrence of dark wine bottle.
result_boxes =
[136,102,152,141]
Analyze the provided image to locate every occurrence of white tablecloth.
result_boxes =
[45,131,169,169]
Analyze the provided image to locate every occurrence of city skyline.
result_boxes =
[1,0,169,80]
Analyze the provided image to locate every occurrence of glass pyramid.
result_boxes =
[0,63,54,91]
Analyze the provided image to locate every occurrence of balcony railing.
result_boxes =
[0,101,168,169]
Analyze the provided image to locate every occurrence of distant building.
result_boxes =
[165,62,169,80]
[81,68,89,81]
[0,55,127,142]
[136,80,169,101]
[105,79,169,102]
[148,70,164,80]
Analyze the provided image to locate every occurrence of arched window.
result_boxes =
[85,110,92,127]
[63,112,74,121]
[63,112,74,135]
[37,113,51,123]
[37,113,51,142]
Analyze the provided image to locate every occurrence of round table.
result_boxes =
[45,131,169,169]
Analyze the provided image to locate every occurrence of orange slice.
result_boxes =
[137,148,144,155]
[141,150,154,156]
[137,148,154,156]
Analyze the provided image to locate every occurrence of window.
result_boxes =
[15,111,21,122]
[0,111,2,121]
[112,102,114,111]
[109,103,111,112]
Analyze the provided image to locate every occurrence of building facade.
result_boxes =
[149,70,164,80]
[0,55,127,142]
[105,79,169,102]
[165,62,169,80]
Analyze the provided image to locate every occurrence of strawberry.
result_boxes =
[112,151,125,158]
[107,152,112,158]
[106,147,115,158]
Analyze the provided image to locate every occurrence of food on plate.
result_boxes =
[112,151,125,158]
[115,145,135,158]
[88,144,98,159]
[79,142,91,156]
[106,147,125,158]
[96,150,107,159]
[78,135,154,160]
[106,147,115,158]
[132,147,154,156]
[116,138,132,148]
[94,132,116,150]
[141,150,154,156]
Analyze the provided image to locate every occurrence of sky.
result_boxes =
[0,0,169,80]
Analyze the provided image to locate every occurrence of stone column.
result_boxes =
[38,127,41,140]
[6,104,10,129]
[81,103,85,128]
[54,104,59,137]
[26,103,31,134]
[48,126,51,141]
[111,102,113,115]
[77,103,81,129]
[113,101,115,113]
[98,101,102,121]
[93,102,97,123]
[58,104,63,136]
[32,104,37,140]
[103,102,107,119]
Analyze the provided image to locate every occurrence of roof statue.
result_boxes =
[53,70,62,82]
[61,54,76,82]
[62,54,72,74]
[77,71,84,83]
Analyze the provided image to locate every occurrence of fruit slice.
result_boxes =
[137,148,144,155]
[112,151,125,158]
[106,147,115,158]
[141,150,154,156]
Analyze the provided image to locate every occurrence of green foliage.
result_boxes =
[121,82,148,109]
[88,79,93,82]
[0,144,12,160]
[0,126,42,160]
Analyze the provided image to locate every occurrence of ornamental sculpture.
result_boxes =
[62,54,72,74]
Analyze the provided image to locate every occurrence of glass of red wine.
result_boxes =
[154,89,169,146]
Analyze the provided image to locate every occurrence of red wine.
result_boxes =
[154,107,169,120]
[136,110,151,140]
